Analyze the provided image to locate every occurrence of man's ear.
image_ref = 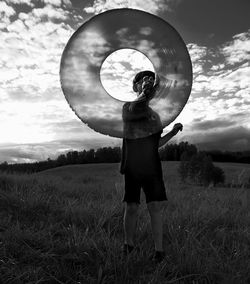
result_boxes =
[133,83,138,92]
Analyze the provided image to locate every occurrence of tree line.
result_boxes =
[0,147,121,173]
[0,142,250,173]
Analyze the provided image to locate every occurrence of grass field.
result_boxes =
[0,162,250,283]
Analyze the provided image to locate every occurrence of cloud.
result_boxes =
[0,1,16,29]
[4,0,71,8]
[140,27,153,36]
[0,5,74,105]
[42,0,72,7]
[0,1,15,16]
[0,145,47,163]
[221,29,250,65]
[192,118,235,131]
[5,0,33,6]
[187,43,207,63]
[188,126,250,151]
[84,0,181,15]
[115,26,162,69]
[187,35,250,123]
[0,136,120,163]
[187,43,211,79]
[31,4,70,21]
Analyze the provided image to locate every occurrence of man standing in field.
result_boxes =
[120,70,183,263]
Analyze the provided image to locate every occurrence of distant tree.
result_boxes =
[178,151,190,182]
[47,158,55,168]
[112,147,121,162]
[179,141,198,159]
[160,141,198,161]
[95,147,121,163]
[78,150,87,164]
[66,151,79,164]
[189,152,204,183]
[56,154,67,166]
[205,150,250,164]
[0,161,8,171]
[199,155,214,186]
[178,151,225,187]
[85,149,95,163]
[211,166,225,186]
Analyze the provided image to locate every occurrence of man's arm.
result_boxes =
[159,123,183,148]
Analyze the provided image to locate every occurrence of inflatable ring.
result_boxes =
[60,8,192,139]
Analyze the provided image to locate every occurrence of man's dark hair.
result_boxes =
[133,70,155,92]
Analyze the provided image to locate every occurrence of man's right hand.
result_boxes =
[172,123,183,135]
[142,75,160,98]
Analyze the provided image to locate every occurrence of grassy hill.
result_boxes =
[39,161,250,186]
[0,162,250,283]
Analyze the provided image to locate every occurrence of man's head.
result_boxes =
[133,70,155,94]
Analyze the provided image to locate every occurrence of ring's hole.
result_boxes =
[100,49,155,102]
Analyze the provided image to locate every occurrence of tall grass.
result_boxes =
[0,163,250,283]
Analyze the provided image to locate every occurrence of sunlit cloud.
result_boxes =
[1,5,74,104]
[4,0,34,6]
[0,1,16,29]
[221,29,250,65]
[31,4,70,21]
[42,0,72,7]
[84,0,181,15]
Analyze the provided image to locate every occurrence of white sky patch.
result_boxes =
[100,49,154,101]
[84,0,179,15]
[0,101,56,144]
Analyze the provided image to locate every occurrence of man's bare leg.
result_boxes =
[147,201,165,251]
[123,202,139,246]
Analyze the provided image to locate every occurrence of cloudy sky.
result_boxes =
[0,0,250,163]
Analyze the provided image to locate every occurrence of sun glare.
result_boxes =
[0,102,54,144]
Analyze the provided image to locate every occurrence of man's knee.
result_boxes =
[125,202,139,215]
[147,201,166,215]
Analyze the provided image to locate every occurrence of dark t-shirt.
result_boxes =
[122,102,163,139]
[120,131,163,177]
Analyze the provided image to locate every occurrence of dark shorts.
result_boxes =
[123,172,167,204]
